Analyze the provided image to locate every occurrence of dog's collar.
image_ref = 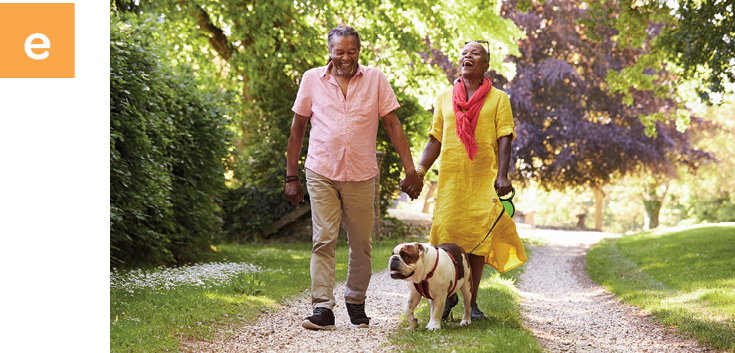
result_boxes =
[414,246,459,300]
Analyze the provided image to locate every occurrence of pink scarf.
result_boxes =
[452,76,493,160]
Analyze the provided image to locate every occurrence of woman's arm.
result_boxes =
[495,135,513,197]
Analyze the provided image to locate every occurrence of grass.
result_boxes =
[110,237,402,352]
[387,238,544,353]
[586,224,735,351]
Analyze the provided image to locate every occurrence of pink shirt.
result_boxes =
[292,63,400,181]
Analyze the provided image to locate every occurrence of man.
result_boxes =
[285,25,423,330]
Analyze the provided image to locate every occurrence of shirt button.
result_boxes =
[492,198,497,203]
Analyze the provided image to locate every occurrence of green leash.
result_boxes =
[468,187,516,255]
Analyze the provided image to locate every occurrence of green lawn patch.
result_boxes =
[586,224,735,351]
[110,238,401,352]
[388,239,542,353]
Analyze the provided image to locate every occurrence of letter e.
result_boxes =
[25,33,50,60]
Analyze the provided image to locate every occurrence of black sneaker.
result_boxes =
[442,293,459,320]
[471,303,489,320]
[345,302,370,328]
[302,307,337,330]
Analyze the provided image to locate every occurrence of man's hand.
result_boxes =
[400,172,424,200]
[495,175,512,199]
[285,180,305,209]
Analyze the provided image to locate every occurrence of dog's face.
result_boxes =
[389,242,425,280]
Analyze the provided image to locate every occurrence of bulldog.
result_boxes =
[389,242,473,330]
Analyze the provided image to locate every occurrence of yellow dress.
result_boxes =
[428,86,527,273]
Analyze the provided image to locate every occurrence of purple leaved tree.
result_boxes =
[427,0,713,230]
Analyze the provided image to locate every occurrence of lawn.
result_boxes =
[586,224,735,351]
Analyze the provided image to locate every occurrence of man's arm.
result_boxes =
[285,113,310,208]
[380,110,423,199]
[495,135,513,197]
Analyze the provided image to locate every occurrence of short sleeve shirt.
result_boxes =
[292,63,400,181]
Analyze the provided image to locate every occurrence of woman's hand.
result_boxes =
[400,172,424,200]
[495,175,512,199]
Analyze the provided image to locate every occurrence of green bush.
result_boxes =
[110,16,233,267]
[221,186,301,242]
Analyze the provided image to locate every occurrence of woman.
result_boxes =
[403,41,527,320]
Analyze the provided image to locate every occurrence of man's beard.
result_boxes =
[335,62,356,76]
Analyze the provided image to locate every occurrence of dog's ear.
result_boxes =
[416,243,424,252]
[399,244,421,264]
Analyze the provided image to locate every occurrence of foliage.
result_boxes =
[492,0,713,192]
[378,89,433,214]
[110,15,233,267]
[388,239,541,353]
[582,0,734,127]
[220,186,300,242]
[587,226,735,350]
[110,238,407,352]
[659,102,735,224]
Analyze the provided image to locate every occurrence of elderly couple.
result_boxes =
[285,25,527,330]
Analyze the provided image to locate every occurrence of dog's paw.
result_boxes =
[425,323,441,331]
[408,320,419,329]
[460,319,471,326]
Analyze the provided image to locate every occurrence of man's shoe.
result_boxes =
[442,293,459,320]
[345,302,370,328]
[471,303,489,320]
[302,307,337,330]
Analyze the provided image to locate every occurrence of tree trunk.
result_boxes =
[593,186,604,231]
[643,200,662,230]
[643,180,669,230]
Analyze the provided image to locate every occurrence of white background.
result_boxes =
[0,1,108,350]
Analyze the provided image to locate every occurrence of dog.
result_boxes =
[389,242,473,330]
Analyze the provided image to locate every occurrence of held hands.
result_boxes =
[495,175,513,199]
[285,180,305,209]
[400,171,424,200]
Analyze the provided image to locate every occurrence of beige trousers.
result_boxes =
[305,168,374,309]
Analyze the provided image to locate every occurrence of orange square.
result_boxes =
[0,3,75,78]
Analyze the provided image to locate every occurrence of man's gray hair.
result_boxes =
[327,25,361,53]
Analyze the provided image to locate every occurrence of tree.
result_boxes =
[582,0,734,128]
[491,0,713,230]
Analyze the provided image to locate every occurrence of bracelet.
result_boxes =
[416,165,427,179]
[285,175,300,185]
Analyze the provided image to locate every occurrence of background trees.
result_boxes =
[496,0,713,230]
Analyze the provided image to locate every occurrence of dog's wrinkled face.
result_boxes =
[389,243,425,280]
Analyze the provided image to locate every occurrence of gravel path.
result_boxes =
[181,270,407,352]
[517,229,709,352]
[181,227,713,352]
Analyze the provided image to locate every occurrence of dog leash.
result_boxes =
[468,187,515,255]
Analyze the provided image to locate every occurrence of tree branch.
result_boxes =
[195,7,236,61]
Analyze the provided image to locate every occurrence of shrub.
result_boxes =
[110,16,232,267]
